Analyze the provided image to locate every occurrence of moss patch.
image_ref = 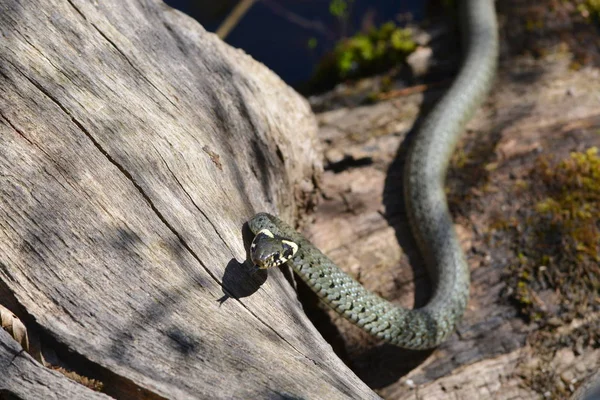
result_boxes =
[535,147,600,261]
[306,22,416,93]
[577,0,600,21]
[495,147,600,399]
[509,147,600,324]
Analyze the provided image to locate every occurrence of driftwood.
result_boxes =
[1,329,110,399]
[0,0,377,398]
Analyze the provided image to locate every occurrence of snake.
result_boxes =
[248,0,498,350]
[572,371,600,400]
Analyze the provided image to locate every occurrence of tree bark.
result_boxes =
[0,0,377,398]
[1,330,111,399]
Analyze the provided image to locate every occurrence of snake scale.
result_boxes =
[249,0,497,350]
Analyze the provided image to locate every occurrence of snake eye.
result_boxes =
[251,230,274,251]
[281,240,298,259]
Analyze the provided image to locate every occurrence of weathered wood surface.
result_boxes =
[301,1,600,398]
[0,329,110,399]
[0,0,378,398]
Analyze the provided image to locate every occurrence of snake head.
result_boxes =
[250,229,298,269]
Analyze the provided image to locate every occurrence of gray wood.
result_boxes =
[0,0,377,398]
[0,329,110,399]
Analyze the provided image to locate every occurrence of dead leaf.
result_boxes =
[0,303,29,352]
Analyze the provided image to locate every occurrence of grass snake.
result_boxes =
[249,0,498,350]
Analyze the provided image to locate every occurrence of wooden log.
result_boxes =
[0,0,377,398]
[0,329,110,399]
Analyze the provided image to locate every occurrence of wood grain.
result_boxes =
[0,329,111,399]
[0,0,376,398]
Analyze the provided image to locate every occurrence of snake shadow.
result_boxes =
[354,74,529,387]
[350,86,449,388]
[219,221,299,304]
[294,86,451,388]
[217,223,270,304]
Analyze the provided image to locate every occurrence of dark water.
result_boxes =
[164,0,426,86]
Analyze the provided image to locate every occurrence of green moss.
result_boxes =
[502,148,600,398]
[329,0,350,18]
[514,179,529,190]
[509,147,600,323]
[452,148,469,168]
[333,22,415,78]
[306,21,416,93]
[578,0,600,20]
[535,147,600,260]
[488,216,518,232]
[525,18,544,32]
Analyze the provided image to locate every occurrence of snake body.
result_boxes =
[249,0,498,350]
